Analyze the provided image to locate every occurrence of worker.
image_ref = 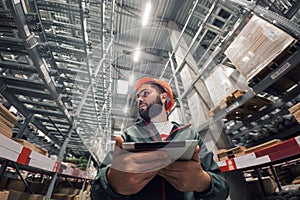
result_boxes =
[91,77,230,200]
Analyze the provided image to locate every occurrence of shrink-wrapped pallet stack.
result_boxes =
[225,15,296,82]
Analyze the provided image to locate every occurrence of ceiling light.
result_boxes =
[129,73,135,85]
[142,2,151,26]
[123,105,129,114]
[117,80,129,94]
[133,49,140,62]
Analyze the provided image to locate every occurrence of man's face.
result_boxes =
[136,84,164,121]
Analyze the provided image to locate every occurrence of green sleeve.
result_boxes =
[91,151,132,200]
[194,137,230,200]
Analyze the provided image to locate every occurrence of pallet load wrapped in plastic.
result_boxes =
[204,64,249,116]
[225,15,296,82]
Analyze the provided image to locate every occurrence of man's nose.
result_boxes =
[137,96,144,103]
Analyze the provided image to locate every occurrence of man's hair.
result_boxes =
[150,83,165,94]
[149,83,167,108]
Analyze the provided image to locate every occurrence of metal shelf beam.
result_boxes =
[198,49,300,132]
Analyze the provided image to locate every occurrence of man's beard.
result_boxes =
[139,96,163,121]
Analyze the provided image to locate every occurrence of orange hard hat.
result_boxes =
[135,77,174,112]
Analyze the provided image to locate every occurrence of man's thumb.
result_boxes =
[192,145,200,162]
[115,135,124,148]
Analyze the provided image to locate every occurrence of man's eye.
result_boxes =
[142,91,150,97]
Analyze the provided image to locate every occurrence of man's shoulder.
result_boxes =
[170,121,194,130]
[123,120,145,131]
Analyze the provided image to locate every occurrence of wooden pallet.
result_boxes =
[289,102,300,124]
[225,90,246,105]
[209,90,246,117]
[225,95,272,121]
[217,146,246,161]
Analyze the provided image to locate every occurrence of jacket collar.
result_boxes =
[136,119,192,131]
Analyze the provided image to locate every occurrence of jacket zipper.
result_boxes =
[161,178,166,200]
[167,123,192,140]
[144,120,159,141]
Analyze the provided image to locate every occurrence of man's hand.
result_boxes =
[158,146,212,192]
[107,136,172,195]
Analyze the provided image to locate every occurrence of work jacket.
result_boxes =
[91,120,230,200]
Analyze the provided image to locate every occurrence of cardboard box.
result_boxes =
[73,191,87,200]
[7,190,22,200]
[292,109,300,124]
[0,133,23,162]
[19,192,46,200]
[0,190,9,200]
[13,139,47,156]
[0,104,17,138]
[0,176,9,190]
[29,151,55,171]
[289,102,300,114]
[245,177,275,198]
[51,194,75,200]
[6,178,26,192]
[225,15,296,82]
[28,181,48,195]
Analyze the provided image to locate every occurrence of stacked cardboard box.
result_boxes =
[7,190,45,200]
[289,102,300,123]
[0,190,9,200]
[225,15,296,82]
[0,104,18,138]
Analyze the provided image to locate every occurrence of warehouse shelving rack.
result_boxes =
[217,135,300,197]
[0,0,114,199]
[0,0,299,199]
[162,1,300,198]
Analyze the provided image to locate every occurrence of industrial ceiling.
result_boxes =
[0,0,299,165]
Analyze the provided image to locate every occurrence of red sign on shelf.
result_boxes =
[16,147,31,165]
[219,158,237,172]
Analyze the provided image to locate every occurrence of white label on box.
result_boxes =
[217,160,227,167]
[263,29,280,41]
[234,153,256,169]
[234,155,271,169]
[295,136,300,147]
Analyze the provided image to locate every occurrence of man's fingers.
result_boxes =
[133,150,170,163]
[115,135,124,148]
[192,145,200,162]
[130,150,172,172]
[112,150,172,173]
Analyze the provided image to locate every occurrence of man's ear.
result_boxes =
[160,93,168,104]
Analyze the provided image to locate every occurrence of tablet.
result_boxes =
[121,140,198,160]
